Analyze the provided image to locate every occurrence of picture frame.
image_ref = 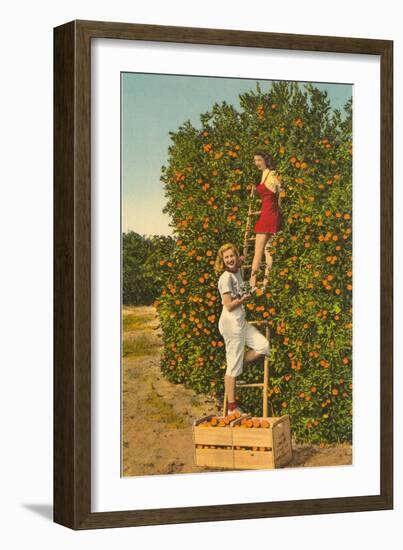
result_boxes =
[53,19,393,530]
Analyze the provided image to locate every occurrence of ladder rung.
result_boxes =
[236,382,264,388]
[247,210,261,216]
[248,319,269,325]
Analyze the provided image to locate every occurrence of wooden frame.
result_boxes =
[54,19,393,529]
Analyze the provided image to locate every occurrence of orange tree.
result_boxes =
[155,81,352,444]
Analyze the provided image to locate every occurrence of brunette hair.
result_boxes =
[214,243,242,276]
[254,150,277,170]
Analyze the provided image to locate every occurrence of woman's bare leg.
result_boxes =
[262,235,275,288]
[225,375,236,403]
[225,350,262,406]
[250,233,270,288]
[244,349,262,364]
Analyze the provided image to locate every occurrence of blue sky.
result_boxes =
[121,73,352,236]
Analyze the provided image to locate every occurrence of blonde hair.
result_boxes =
[214,243,242,276]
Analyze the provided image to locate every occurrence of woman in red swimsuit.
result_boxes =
[249,150,283,290]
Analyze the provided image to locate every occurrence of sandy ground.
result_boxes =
[122,305,352,477]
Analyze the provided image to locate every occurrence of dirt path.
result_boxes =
[122,305,352,476]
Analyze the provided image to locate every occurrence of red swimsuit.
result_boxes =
[253,171,282,234]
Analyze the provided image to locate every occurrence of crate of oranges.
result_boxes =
[192,411,242,468]
[193,412,292,469]
[232,415,292,469]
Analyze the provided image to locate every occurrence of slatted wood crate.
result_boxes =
[192,414,237,468]
[193,413,292,470]
[232,415,292,469]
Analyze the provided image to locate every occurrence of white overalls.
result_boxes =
[217,268,269,377]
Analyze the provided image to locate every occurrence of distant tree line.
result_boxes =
[122,231,176,305]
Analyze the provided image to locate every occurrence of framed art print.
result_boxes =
[53,19,393,529]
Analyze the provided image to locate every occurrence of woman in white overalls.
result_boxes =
[214,243,270,416]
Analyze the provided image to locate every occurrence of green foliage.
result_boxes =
[123,232,176,305]
[155,81,353,444]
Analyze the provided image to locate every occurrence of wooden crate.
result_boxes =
[193,414,237,468]
[232,415,292,469]
[193,414,293,470]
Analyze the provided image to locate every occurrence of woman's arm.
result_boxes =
[222,292,249,312]
[276,175,284,207]
[278,188,283,207]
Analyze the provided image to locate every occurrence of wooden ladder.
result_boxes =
[222,183,272,417]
